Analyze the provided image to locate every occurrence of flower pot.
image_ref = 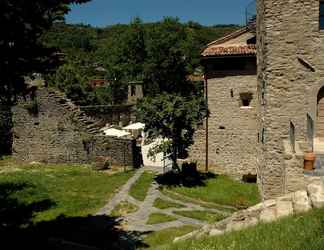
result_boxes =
[304,152,316,171]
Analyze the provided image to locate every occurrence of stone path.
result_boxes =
[97,167,233,232]
[96,168,145,216]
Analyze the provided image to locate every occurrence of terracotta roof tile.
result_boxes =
[202,44,256,57]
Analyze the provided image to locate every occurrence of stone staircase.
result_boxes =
[47,89,103,136]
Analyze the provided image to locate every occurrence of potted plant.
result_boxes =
[304,151,316,171]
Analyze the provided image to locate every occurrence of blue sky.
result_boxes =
[66,0,253,27]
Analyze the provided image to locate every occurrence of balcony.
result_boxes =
[246,0,256,32]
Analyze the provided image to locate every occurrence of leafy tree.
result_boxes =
[137,94,208,168]
[0,0,90,105]
[143,17,189,96]
[48,63,92,105]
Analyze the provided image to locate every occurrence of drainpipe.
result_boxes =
[204,74,209,173]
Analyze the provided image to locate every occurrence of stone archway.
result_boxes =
[317,86,324,138]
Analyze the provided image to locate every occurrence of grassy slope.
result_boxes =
[164,175,260,208]
[129,171,155,201]
[165,208,324,250]
[142,225,199,250]
[0,164,133,222]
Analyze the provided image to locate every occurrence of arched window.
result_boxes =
[290,122,295,153]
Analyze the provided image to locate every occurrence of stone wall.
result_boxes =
[0,105,12,155]
[189,69,257,178]
[80,104,136,127]
[12,88,138,167]
[175,176,324,242]
[256,0,324,199]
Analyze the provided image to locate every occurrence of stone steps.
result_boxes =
[49,90,102,136]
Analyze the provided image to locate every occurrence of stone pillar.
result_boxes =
[256,0,322,199]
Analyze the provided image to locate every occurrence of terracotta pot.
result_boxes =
[304,152,316,171]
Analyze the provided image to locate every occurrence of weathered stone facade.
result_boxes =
[190,1,324,199]
[256,0,324,199]
[12,88,138,167]
[190,72,257,178]
[189,29,258,178]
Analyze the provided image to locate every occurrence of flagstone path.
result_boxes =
[96,167,234,232]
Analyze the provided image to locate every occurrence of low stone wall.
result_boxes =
[0,105,12,155]
[12,88,138,167]
[80,105,135,127]
[174,177,324,242]
[93,136,137,167]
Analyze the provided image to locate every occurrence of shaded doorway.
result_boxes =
[317,86,324,139]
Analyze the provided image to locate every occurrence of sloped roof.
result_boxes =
[202,28,256,57]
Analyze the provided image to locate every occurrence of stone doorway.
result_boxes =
[314,87,324,154]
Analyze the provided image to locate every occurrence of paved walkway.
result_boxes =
[97,167,233,232]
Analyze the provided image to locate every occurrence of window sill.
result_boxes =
[240,106,253,109]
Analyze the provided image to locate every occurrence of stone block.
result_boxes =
[307,182,324,208]
[259,207,276,223]
[247,202,263,212]
[276,200,294,218]
[226,217,258,232]
[292,190,311,213]
[263,199,276,208]
[173,231,198,243]
[209,229,224,237]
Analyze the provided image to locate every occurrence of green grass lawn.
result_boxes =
[129,171,155,201]
[147,213,177,225]
[162,175,260,209]
[173,210,225,224]
[110,201,138,217]
[153,198,185,209]
[141,225,199,249]
[0,163,133,222]
[163,207,324,250]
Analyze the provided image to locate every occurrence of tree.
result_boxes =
[137,94,208,169]
[0,0,90,105]
[47,63,91,105]
[143,17,189,96]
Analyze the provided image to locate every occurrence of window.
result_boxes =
[320,2,324,29]
[290,122,296,153]
[240,92,253,107]
[261,128,266,144]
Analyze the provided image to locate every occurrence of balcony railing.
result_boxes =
[246,0,256,32]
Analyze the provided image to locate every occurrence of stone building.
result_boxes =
[189,28,258,179]
[256,0,324,199]
[191,0,324,199]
